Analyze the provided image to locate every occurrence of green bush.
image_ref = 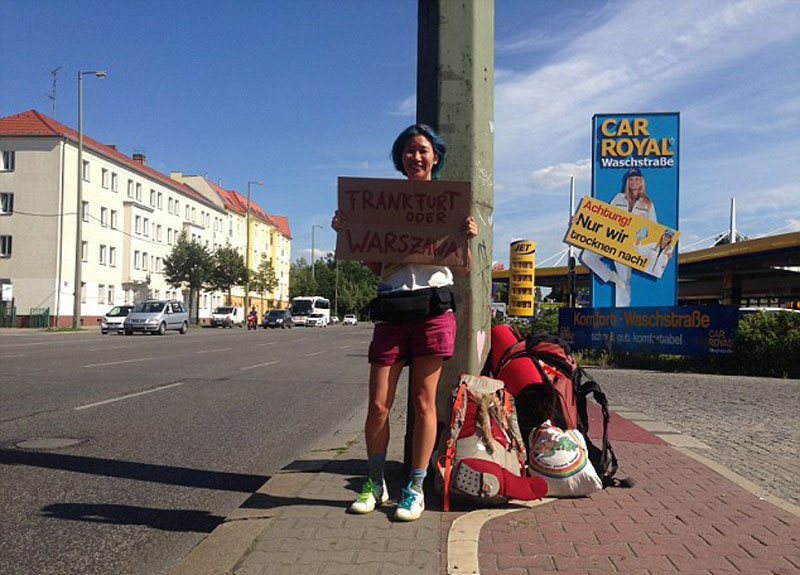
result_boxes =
[733,312,800,378]
[492,308,560,337]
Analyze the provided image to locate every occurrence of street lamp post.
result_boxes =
[72,69,106,329]
[244,180,262,313]
[311,224,323,281]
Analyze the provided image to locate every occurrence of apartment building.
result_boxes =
[0,110,231,326]
[210,184,292,311]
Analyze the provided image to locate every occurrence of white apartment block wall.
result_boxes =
[0,135,229,322]
[0,137,64,315]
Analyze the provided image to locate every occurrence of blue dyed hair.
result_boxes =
[391,123,446,180]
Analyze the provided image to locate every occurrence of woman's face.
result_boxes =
[627,175,643,196]
[402,134,439,181]
[660,233,673,248]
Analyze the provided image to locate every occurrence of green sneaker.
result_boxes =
[394,484,425,521]
[349,478,388,514]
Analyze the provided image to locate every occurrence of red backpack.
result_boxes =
[434,374,548,511]
[489,324,629,488]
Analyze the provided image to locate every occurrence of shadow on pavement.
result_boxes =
[41,503,223,532]
[0,449,269,492]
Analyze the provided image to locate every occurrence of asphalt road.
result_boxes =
[0,324,374,575]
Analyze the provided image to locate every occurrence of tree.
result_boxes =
[252,255,278,308]
[163,231,213,323]
[289,253,377,318]
[209,246,246,305]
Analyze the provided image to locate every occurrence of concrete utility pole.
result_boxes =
[417,0,494,420]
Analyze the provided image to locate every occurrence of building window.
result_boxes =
[157,192,163,210]
[0,235,11,257]
[107,285,114,304]
[134,251,140,269]
[98,284,105,304]
[110,210,118,229]
[174,200,179,215]
[143,252,149,271]
[0,193,13,215]
[135,183,142,202]
[156,257,162,272]
[153,289,160,299]
[109,246,116,267]
[168,197,174,212]
[111,172,118,192]
[82,160,90,182]
[127,179,134,198]
[185,205,190,220]
[143,218,150,237]
[0,150,15,171]
[167,228,173,245]
[82,201,89,222]
[81,282,86,304]
[156,225,162,242]
[81,241,88,262]
[100,207,108,227]
[99,244,107,265]
[192,207,196,222]
[135,215,141,234]
[150,190,156,207]
[101,168,109,188]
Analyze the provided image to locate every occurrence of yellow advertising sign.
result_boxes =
[564,197,678,278]
[508,240,535,317]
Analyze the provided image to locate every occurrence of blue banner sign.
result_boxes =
[559,305,739,356]
[586,112,680,308]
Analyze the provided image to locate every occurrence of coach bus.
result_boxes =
[290,296,331,326]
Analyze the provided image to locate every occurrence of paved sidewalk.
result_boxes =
[170,390,800,575]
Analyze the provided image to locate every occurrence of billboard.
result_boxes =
[564,197,678,279]
[585,113,680,307]
[559,305,738,356]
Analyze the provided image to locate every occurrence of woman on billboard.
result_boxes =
[579,168,657,307]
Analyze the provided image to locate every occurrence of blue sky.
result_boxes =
[2,0,798,267]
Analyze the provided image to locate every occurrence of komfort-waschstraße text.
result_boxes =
[572,308,713,328]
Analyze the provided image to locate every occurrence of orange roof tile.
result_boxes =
[0,109,220,211]
[267,214,291,239]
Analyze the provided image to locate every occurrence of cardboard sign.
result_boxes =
[335,177,471,266]
[564,196,679,278]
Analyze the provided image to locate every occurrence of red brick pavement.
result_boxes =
[478,438,800,574]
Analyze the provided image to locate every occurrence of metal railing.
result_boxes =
[29,307,50,328]
[0,303,15,327]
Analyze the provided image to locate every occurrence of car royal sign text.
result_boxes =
[335,177,472,266]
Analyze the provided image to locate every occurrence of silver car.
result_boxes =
[123,299,189,335]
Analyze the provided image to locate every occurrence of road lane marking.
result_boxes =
[74,382,185,411]
[293,338,308,342]
[305,351,324,357]
[1,353,26,358]
[256,342,278,347]
[82,357,154,368]
[195,348,233,354]
[338,345,352,349]
[239,360,279,371]
[89,345,128,351]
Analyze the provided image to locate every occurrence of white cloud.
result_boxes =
[529,158,591,191]
[390,94,415,117]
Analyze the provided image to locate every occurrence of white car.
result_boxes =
[100,305,135,334]
[343,314,358,326]
[306,313,327,327]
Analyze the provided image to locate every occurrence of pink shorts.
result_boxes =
[368,311,456,365]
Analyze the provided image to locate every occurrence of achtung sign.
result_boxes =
[335,177,471,266]
[564,196,679,278]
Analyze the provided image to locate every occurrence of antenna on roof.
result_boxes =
[47,66,63,119]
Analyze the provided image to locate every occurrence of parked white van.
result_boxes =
[211,306,245,328]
